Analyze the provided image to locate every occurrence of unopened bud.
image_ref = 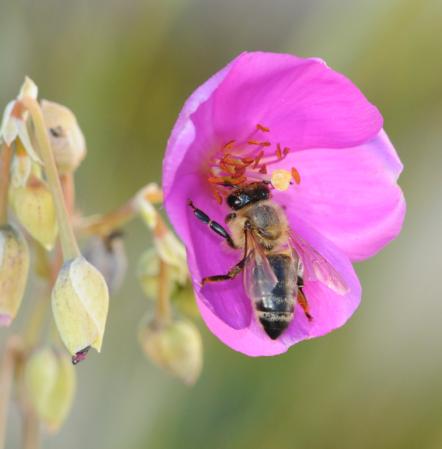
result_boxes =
[24,347,75,432]
[52,256,109,359]
[83,231,127,295]
[41,100,86,174]
[0,224,30,325]
[139,318,202,385]
[10,175,58,250]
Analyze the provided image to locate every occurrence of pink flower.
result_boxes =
[162,52,405,356]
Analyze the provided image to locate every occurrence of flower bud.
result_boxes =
[9,175,58,250]
[41,100,86,174]
[24,347,75,432]
[139,318,203,385]
[83,231,127,295]
[52,256,109,359]
[0,224,30,325]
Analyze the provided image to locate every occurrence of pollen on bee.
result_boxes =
[271,169,292,191]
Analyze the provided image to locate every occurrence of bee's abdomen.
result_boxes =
[253,254,296,340]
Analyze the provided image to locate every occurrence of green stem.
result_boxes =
[155,260,172,326]
[0,144,13,225]
[20,97,80,261]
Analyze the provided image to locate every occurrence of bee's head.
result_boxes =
[226,182,270,210]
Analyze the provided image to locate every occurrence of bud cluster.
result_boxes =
[0,75,204,447]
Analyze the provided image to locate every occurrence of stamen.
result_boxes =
[276,143,282,160]
[253,150,264,168]
[223,140,236,150]
[291,167,301,185]
[212,188,223,204]
[256,124,270,132]
[209,128,300,200]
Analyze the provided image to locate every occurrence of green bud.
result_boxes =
[9,175,58,250]
[24,347,75,432]
[52,256,109,358]
[139,318,203,385]
[41,100,86,174]
[0,224,29,326]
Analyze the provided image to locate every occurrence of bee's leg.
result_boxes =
[187,200,235,248]
[201,229,249,286]
[297,276,313,321]
[201,257,247,286]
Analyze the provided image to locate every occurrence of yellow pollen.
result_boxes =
[271,169,292,191]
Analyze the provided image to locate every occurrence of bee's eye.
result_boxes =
[227,195,242,209]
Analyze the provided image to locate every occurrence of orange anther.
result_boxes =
[220,161,236,174]
[283,147,290,155]
[260,141,271,147]
[223,155,244,166]
[257,124,270,132]
[241,157,255,165]
[208,176,227,184]
[212,189,223,204]
[259,165,268,174]
[248,140,260,145]
[291,167,301,185]
[276,143,282,160]
[223,140,236,150]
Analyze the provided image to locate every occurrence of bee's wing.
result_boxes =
[289,230,348,295]
[243,230,278,299]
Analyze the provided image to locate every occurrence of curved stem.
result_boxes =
[155,260,171,326]
[0,144,13,225]
[20,97,80,261]
[78,183,163,237]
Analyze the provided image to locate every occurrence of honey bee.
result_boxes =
[188,182,348,340]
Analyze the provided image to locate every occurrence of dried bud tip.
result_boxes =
[72,346,90,365]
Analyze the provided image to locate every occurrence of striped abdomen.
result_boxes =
[249,254,297,340]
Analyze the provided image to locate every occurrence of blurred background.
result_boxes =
[1,0,441,448]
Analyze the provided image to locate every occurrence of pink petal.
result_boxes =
[212,52,383,149]
[163,60,234,196]
[273,130,406,261]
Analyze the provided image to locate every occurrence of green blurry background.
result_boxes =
[1,0,442,448]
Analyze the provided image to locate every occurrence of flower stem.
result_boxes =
[0,337,24,449]
[155,260,171,326]
[20,97,80,261]
[0,144,13,225]
[78,183,163,237]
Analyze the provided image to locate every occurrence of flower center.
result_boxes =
[207,124,301,204]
